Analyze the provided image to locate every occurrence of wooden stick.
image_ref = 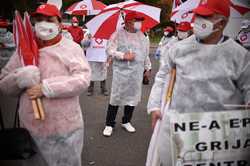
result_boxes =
[165,68,176,103]
[36,98,45,120]
[32,100,40,120]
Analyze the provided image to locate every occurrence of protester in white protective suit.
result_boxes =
[154,26,176,60]
[159,22,193,66]
[0,4,90,166]
[146,0,250,165]
[82,31,109,96]
[0,18,15,70]
[103,11,152,137]
[237,19,250,50]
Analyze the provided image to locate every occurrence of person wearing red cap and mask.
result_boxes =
[67,16,84,44]
[0,4,91,166]
[0,18,15,69]
[146,0,250,165]
[102,11,152,137]
[154,26,176,60]
[176,21,193,40]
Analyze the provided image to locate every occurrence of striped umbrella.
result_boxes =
[86,0,161,39]
[65,0,106,15]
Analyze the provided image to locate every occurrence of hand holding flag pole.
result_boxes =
[14,11,45,120]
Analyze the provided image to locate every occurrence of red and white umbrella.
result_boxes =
[65,0,107,15]
[230,0,250,17]
[86,0,161,39]
[171,0,202,23]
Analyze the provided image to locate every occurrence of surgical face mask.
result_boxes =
[35,21,59,41]
[193,17,220,40]
[164,32,169,36]
[0,28,7,33]
[134,22,142,31]
[177,30,189,40]
[73,23,78,27]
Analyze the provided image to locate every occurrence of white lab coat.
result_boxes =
[106,28,151,106]
[0,37,91,166]
[147,35,250,166]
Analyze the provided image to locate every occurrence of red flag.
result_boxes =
[14,11,37,66]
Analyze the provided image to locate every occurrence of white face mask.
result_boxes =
[193,17,220,40]
[164,32,169,36]
[0,28,7,33]
[73,23,78,27]
[35,21,59,41]
[134,22,142,31]
[177,30,189,40]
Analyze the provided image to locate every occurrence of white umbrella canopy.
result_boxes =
[65,0,106,15]
[171,0,201,23]
[86,0,161,39]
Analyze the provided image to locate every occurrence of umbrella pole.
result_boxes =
[32,100,41,120]
[37,98,45,120]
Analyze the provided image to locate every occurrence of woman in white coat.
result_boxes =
[0,4,91,166]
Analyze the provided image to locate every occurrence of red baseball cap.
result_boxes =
[33,4,61,18]
[125,11,144,22]
[176,22,192,31]
[0,19,8,28]
[164,26,174,32]
[193,0,230,18]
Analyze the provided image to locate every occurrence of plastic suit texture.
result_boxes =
[106,28,151,106]
[147,35,250,166]
[0,37,91,166]
[0,31,15,69]
[159,36,178,66]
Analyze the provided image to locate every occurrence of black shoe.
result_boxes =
[101,89,109,96]
[87,81,94,96]
[100,80,109,96]
[87,90,93,96]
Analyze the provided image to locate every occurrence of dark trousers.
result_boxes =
[105,104,135,127]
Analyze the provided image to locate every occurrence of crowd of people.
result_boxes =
[0,0,249,165]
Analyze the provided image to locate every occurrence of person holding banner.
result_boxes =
[0,4,90,166]
[102,11,151,137]
[83,31,109,96]
[146,0,250,165]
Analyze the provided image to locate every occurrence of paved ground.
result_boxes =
[0,45,159,166]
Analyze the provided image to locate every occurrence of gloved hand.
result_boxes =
[16,65,40,89]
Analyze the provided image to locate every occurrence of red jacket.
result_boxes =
[67,26,84,44]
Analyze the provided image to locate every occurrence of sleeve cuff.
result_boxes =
[147,107,161,114]
[41,80,54,98]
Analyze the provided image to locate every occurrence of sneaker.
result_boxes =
[87,91,93,96]
[121,122,136,133]
[103,126,113,137]
[101,89,109,96]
